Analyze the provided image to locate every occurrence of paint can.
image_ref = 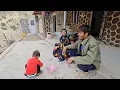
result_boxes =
[47,32,52,39]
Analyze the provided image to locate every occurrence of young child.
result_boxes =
[24,50,43,77]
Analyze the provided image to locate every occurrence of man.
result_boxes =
[62,25,101,77]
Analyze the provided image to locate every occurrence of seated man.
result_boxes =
[62,25,101,78]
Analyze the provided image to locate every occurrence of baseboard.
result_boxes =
[16,37,23,42]
[37,33,45,39]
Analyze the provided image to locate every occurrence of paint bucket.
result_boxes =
[47,32,52,39]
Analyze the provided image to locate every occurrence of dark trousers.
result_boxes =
[53,43,60,57]
[68,49,96,72]
[77,64,96,72]
[25,64,40,74]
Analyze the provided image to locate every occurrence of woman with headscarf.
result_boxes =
[53,29,70,61]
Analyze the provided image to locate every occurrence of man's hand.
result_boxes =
[67,57,74,64]
[62,47,67,55]
[53,46,59,50]
[56,46,59,48]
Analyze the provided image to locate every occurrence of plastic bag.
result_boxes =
[47,59,58,73]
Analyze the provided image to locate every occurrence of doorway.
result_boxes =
[53,15,56,32]
[20,19,29,34]
[91,11,104,37]
[29,18,36,34]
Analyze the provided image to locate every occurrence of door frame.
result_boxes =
[53,15,56,33]
[90,11,104,37]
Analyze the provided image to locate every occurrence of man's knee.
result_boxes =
[88,64,96,70]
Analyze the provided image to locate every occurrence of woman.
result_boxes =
[53,29,70,61]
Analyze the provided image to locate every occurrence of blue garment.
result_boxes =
[67,49,81,57]
[67,44,83,57]
[58,50,65,61]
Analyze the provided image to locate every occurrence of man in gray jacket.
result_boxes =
[62,25,101,77]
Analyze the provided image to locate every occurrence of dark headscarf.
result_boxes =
[59,28,70,46]
[61,28,67,36]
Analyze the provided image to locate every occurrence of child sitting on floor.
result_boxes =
[24,50,43,77]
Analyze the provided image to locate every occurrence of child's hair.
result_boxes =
[32,50,40,57]
[69,33,78,42]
